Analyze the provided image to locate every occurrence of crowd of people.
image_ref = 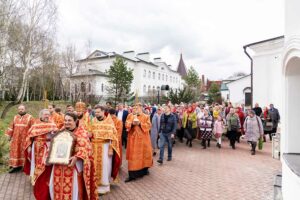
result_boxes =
[4,100,280,199]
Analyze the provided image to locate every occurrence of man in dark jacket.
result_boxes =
[253,103,263,117]
[116,104,129,148]
[157,105,177,164]
[268,104,280,135]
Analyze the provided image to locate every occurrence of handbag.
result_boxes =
[258,138,263,150]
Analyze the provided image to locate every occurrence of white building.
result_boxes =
[243,1,300,199]
[221,75,251,106]
[244,36,284,109]
[70,50,187,101]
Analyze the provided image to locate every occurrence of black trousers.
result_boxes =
[122,129,128,149]
[177,127,184,141]
[227,130,237,148]
[249,141,257,152]
[128,168,149,179]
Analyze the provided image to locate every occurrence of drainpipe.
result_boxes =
[243,46,253,108]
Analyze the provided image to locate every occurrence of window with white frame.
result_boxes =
[148,71,151,78]
[162,74,164,80]
[158,73,160,80]
[143,85,146,92]
[143,69,146,77]
[153,72,155,79]
[166,75,168,82]
[148,85,151,92]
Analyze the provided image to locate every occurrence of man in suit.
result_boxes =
[116,103,129,148]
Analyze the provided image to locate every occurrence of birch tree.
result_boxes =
[1,0,57,118]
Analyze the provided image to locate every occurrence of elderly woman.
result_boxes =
[150,107,163,156]
[243,110,264,155]
[226,108,241,149]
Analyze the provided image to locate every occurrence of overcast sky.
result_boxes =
[57,0,284,80]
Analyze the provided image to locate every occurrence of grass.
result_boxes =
[0,101,70,134]
[0,101,70,173]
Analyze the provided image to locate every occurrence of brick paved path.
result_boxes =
[0,139,281,200]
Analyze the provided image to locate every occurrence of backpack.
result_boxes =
[230,116,239,131]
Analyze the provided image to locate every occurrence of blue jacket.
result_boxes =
[159,113,177,135]
[116,110,129,124]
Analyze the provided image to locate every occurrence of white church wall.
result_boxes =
[226,76,250,106]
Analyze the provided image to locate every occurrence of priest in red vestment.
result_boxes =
[125,103,153,182]
[49,112,98,200]
[6,104,34,173]
[90,105,121,194]
[23,109,57,200]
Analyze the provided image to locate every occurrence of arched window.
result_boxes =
[153,72,155,79]
[81,82,86,92]
[143,85,146,92]
[148,71,151,78]
[101,83,104,92]
[158,73,161,80]
[162,74,164,81]
[143,69,146,77]
[153,86,155,91]
[148,85,151,92]
[166,75,168,82]
[75,84,78,93]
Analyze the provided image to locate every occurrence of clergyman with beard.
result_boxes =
[23,109,57,200]
[5,104,35,173]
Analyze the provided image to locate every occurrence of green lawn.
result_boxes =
[0,101,70,135]
[0,101,70,172]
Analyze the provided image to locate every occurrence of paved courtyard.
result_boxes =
[0,138,281,200]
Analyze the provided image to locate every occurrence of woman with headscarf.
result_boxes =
[244,109,264,155]
[226,108,241,149]
[199,108,214,149]
[236,107,245,142]
[182,105,197,147]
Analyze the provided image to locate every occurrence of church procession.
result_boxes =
[1,0,300,200]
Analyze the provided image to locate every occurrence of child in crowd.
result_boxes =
[213,115,225,148]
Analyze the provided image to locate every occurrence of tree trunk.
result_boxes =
[0,101,17,119]
[1,69,29,119]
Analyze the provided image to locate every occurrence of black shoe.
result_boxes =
[186,140,189,146]
[153,152,157,156]
[125,177,136,183]
[219,144,221,148]
[202,146,206,149]
[157,159,163,164]
[189,142,192,147]
[179,139,183,143]
[167,158,172,161]
[251,151,255,155]
[207,141,210,147]
[232,145,236,149]
[9,167,22,174]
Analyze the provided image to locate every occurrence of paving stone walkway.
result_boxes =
[0,138,281,200]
